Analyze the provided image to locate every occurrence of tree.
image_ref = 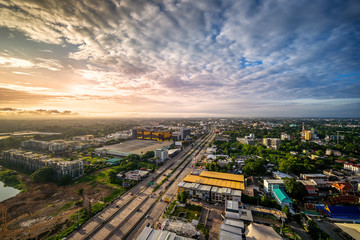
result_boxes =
[284,178,307,201]
[31,167,55,183]
[282,205,291,218]
[107,170,117,183]
[177,190,188,204]
[141,151,154,160]
[242,160,266,177]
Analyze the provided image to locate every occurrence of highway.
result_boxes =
[68,130,214,240]
[125,132,215,240]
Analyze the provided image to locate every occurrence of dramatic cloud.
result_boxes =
[0,0,359,117]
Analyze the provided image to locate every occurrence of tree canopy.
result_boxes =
[284,177,307,201]
[31,167,56,183]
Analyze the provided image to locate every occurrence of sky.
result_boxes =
[0,0,359,118]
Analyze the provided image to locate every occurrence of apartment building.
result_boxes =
[1,149,83,179]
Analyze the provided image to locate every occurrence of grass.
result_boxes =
[47,202,105,240]
[0,168,26,191]
[171,204,202,221]
[51,200,80,217]
[164,200,177,217]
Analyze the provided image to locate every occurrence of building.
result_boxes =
[272,188,293,208]
[135,129,172,141]
[300,173,327,180]
[137,226,195,240]
[180,127,191,140]
[124,170,149,181]
[225,200,253,222]
[281,133,291,141]
[316,205,360,220]
[272,171,292,180]
[154,147,168,162]
[332,181,355,195]
[21,139,66,152]
[2,149,83,179]
[304,131,312,140]
[72,135,94,142]
[263,179,285,194]
[344,162,360,173]
[178,171,244,203]
[325,149,342,156]
[245,223,282,240]
[262,138,281,149]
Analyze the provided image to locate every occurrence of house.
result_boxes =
[272,171,292,180]
[332,182,355,195]
[272,188,293,208]
[263,179,285,195]
[300,173,327,180]
[304,185,319,198]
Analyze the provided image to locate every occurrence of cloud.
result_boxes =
[0,107,78,116]
[0,0,359,116]
[0,53,63,71]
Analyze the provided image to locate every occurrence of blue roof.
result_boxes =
[316,205,360,219]
[273,188,293,203]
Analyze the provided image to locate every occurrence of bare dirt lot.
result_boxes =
[0,171,114,240]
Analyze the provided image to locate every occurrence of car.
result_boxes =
[215,203,219,206]
[130,193,134,196]
[146,223,151,227]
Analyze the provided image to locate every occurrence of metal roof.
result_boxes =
[183,175,245,190]
[200,171,244,182]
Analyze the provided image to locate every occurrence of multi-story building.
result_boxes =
[21,140,66,153]
[263,138,281,149]
[304,131,312,140]
[180,127,191,140]
[281,133,291,141]
[263,179,285,195]
[178,171,244,203]
[72,135,94,142]
[1,149,83,179]
[154,147,168,162]
[135,130,172,141]
[344,163,360,173]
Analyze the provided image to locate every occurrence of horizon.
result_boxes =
[0,1,359,117]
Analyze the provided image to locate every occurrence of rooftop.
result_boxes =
[272,188,293,203]
[96,139,172,155]
[200,171,244,182]
[183,175,245,190]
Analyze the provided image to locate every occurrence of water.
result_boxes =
[0,180,20,202]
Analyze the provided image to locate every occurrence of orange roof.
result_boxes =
[199,171,244,182]
[182,174,245,190]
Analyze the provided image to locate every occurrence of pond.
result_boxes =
[0,180,20,202]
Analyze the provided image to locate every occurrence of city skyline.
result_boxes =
[0,0,359,117]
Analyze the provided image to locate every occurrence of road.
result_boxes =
[68,131,214,240]
[125,132,215,240]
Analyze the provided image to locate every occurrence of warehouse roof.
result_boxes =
[200,171,244,182]
[183,175,245,190]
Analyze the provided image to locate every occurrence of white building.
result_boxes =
[154,147,168,162]
[281,133,291,141]
[263,179,285,195]
[344,163,360,173]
